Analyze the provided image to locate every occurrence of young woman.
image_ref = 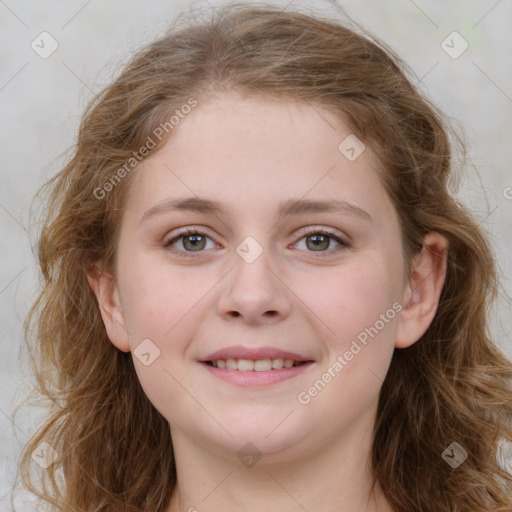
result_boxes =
[15,3,512,511]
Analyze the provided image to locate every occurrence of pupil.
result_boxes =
[308,234,328,251]
[184,235,205,251]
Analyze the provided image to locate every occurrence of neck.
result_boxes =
[165,405,394,512]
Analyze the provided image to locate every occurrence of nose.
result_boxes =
[216,241,292,325]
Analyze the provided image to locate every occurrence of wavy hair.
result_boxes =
[13,2,512,511]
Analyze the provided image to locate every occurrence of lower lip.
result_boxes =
[200,361,315,387]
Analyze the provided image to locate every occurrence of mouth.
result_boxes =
[198,345,316,386]
[203,358,310,371]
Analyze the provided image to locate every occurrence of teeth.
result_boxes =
[271,358,284,369]
[237,359,255,371]
[211,358,301,371]
[254,359,272,371]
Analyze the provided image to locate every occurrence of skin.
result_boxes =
[88,92,448,512]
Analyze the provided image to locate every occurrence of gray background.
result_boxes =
[1,0,511,509]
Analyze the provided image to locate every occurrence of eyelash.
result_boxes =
[162,226,351,258]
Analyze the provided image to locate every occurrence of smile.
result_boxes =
[200,359,315,387]
[206,358,307,371]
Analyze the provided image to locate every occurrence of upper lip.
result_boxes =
[200,345,314,362]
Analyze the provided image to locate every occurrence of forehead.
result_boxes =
[123,93,393,226]
[149,92,368,168]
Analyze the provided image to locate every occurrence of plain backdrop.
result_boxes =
[1,0,511,509]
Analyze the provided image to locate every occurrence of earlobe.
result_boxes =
[86,262,131,353]
[395,232,449,349]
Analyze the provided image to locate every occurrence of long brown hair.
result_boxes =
[13,2,512,511]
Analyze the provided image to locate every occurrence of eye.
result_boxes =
[162,228,218,256]
[292,227,350,256]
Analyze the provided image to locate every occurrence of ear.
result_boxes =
[395,232,449,349]
[86,262,131,353]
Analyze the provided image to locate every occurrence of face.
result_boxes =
[95,92,419,462]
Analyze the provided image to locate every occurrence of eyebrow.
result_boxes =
[139,196,372,224]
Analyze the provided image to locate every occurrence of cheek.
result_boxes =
[304,257,399,334]
[297,256,400,390]
[116,260,207,421]
[289,265,399,432]
[118,254,202,344]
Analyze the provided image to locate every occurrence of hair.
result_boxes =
[13,2,512,511]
